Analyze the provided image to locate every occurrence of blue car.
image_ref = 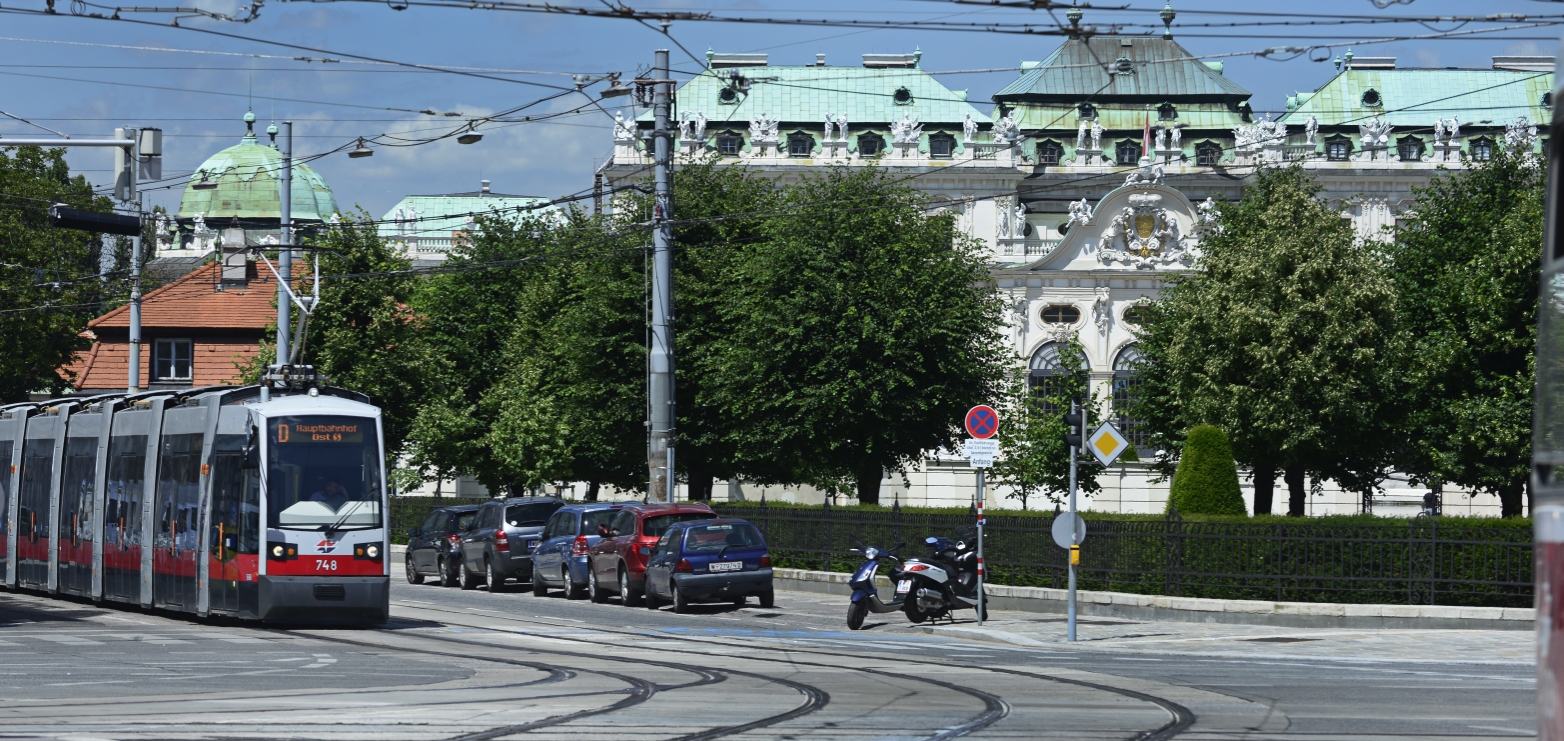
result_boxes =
[644,519,774,613]
[531,503,630,599]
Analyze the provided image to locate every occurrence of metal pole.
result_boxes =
[117,127,142,395]
[976,467,985,625]
[648,48,677,503]
[277,121,292,366]
[1067,399,1079,642]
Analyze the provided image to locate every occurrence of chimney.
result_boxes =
[220,220,248,287]
[481,179,491,194]
[816,53,826,66]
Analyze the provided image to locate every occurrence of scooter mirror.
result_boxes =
[925,536,938,544]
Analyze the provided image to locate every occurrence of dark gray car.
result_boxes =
[458,497,565,591]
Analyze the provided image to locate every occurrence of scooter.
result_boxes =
[845,540,906,630]
[897,527,984,624]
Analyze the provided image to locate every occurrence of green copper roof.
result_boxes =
[378,189,553,241]
[649,61,989,126]
[1008,103,1247,132]
[994,37,1252,101]
[1279,68,1554,127]
[177,117,339,223]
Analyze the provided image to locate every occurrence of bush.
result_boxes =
[1167,424,1247,516]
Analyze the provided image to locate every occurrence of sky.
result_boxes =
[0,0,1558,220]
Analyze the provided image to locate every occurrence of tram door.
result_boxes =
[101,433,148,604]
[153,427,203,611]
[55,432,98,597]
[208,423,260,617]
[17,419,58,589]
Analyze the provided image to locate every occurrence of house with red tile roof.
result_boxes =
[63,260,289,394]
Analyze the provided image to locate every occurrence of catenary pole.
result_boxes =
[116,127,142,394]
[648,48,676,503]
[278,121,292,366]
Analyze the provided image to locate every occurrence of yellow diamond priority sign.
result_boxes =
[1087,422,1130,466]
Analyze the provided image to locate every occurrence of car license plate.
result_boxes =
[896,579,912,594]
[527,540,539,550]
[709,561,742,572]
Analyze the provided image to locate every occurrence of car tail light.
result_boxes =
[447,534,460,548]
[571,535,589,556]
[676,559,693,573]
[495,529,509,547]
[759,555,771,568]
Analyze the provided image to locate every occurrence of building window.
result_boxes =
[1029,342,1089,415]
[1361,89,1382,107]
[787,132,815,158]
[857,133,885,156]
[1545,91,1554,108]
[718,87,738,105]
[1158,103,1177,120]
[1036,140,1064,165]
[716,131,743,156]
[154,339,192,382]
[1470,137,1494,161]
[1040,304,1080,324]
[929,132,956,158]
[1396,136,1424,162]
[1195,142,1222,166]
[893,87,913,105]
[1116,140,1142,166]
[1112,345,1150,451]
[1326,137,1352,161]
[1122,305,1147,325]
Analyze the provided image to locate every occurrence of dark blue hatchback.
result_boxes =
[644,519,773,613]
[531,503,629,598]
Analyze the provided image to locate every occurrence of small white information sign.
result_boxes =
[965,438,999,468]
[1087,422,1130,466]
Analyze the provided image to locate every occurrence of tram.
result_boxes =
[0,369,389,623]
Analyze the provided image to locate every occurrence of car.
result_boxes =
[457,497,566,591]
[405,505,481,587]
[644,519,774,613]
[587,502,716,606]
[531,503,630,599]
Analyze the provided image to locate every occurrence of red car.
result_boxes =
[587,503,716,606]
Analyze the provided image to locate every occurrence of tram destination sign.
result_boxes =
[275,422,364,444]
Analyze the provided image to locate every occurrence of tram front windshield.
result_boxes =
[267,415,383,531]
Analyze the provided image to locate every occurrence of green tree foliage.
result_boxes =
[0,146,117,401]
[699,167,1008,503]
[1384,148,1541,517]
[1131,166,1398,515]
[299,212,448,460]
[991,336,1104,509]
[1166,424,1247,516]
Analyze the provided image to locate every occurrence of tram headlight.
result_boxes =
[267,541,297,560]
[272,545,284,558]
[354,542,383,560]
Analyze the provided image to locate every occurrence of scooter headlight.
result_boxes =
[864,547,879,560]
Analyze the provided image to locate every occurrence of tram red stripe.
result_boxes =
[267,555,383,576]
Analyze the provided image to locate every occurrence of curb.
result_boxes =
[772,568,1533,631]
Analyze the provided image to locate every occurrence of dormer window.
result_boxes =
[1470,137,1494,161]
[1196,141,1222,166]
[1396,135,1424,162]
[1116,140,1142,166]
[716,131,743,156]
[928,132,956,158]
[1326,136,1352,161]
[787,131,815,157]
[1112,56,1135,75]
[857,132,885,156]
[893,87,913,105]
[718,87,738,105]
[1157,103,1177,120]
[1078,103,1096,119]
[1036,140,1063,166]
[1360,89,1382,107]
[1545,91,1554,108]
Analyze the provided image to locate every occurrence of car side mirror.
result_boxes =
[407,528,419,538]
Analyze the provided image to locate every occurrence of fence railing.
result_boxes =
[712,502,1534,608]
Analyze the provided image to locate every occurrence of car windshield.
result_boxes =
[642,512,715,537]
[581,509,619,535]
[684,523,764,552]
[266,415,382,531]
[506,503,559,527]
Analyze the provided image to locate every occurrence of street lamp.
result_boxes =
[348,137,373,158]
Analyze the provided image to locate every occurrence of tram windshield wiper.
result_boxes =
[323,500,366,536]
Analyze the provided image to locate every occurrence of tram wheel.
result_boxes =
[405,555,424,585]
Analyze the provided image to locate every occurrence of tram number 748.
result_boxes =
[315,560,340,571]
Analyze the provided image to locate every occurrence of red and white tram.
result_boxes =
[0,376,389,623]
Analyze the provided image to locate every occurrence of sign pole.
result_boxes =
[1067,399,1080,643]
[976,466,985,625]
[963,404,999,627]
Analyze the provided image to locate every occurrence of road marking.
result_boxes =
[31,635,103,645]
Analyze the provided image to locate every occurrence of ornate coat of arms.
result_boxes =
[1097,192,1193,268]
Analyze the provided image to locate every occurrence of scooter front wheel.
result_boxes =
[847,601,868,631]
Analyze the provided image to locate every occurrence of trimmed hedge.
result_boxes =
[1167,424,1247,516]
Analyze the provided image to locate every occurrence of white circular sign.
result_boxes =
[1052,512,1087,549]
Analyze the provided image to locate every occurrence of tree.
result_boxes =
[1,146,117,401]
[991,336,1105,509]
[1166,424,1247,516]
[1385,147,1541,517]
[699,167,1009,503]
[1131,166,1398,516]
[298,212,448,461]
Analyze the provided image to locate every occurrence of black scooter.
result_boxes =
[897,528,983,624]
[845,540,906,630]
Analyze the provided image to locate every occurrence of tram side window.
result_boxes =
[156,433,204,552]
[19,439,55,542]
[0,442,10,536]
[105,436,147,547]
[208,434,260,558]
[58,438,97,543]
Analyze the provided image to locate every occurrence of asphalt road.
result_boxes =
[0,564,1536,740]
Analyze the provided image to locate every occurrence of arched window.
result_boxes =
[1470,137,1494,162]
[787,131,815,158]
[1116,140,1143,166]
[1029,342,1089,414]
[1112,345,1150,450]
[1036,140,1064,166]
[929,132,956,159]
[1195,141,1222,166]
[1396,135,1424,162]
[857,132,885,156]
